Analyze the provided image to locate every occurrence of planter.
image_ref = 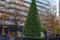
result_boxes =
[15,36,45,40]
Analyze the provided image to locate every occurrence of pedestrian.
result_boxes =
[2,34,7,40]
[7,33,11,40]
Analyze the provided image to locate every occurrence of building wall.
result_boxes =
[0,0,26,27]
[0,0,26,35]
[59,0,60,25]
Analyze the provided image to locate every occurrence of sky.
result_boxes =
[24,0,57,7]
[24,0,58,16]
[57,0,59,16]
[24,0,57,3]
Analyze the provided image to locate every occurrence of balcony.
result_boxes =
[7,0,24,6]
[7,9,15,13]
[0,1,6,6]
[20,11,28,16]
[3,20,15,25]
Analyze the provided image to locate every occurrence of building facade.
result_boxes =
[59,0,60,25]
[0,0,28,36]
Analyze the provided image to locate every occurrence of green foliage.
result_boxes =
[23,0,43,37]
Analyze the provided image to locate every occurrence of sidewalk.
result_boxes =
[10,37,15,40]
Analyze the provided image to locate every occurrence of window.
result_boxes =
[5,0,9,2]
[0,19,2,23]
[9,16,15,19]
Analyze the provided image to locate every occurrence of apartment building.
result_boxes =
[0,0,28,36]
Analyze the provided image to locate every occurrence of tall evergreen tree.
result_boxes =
[23,0,43,37]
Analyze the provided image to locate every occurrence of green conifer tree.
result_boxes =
[23,0,44,37]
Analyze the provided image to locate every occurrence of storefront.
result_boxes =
[0,25,23,36]
[0,26,2,35]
